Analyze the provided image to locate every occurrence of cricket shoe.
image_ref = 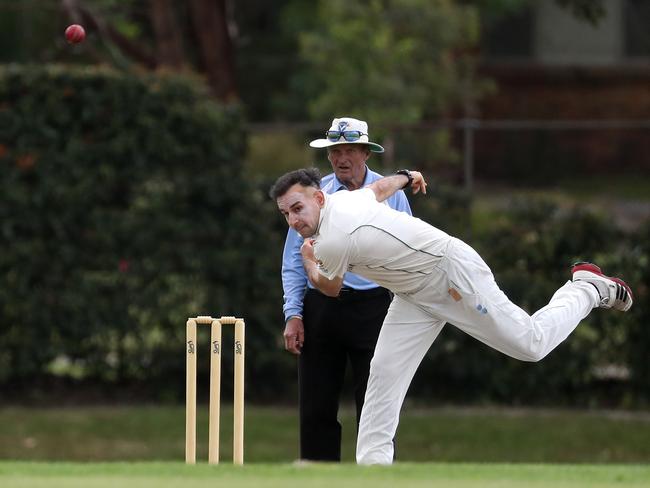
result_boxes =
[571,262,633,312]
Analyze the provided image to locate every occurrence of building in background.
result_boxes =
[477,0,650,182]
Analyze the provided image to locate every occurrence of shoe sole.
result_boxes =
[571,262,634,302]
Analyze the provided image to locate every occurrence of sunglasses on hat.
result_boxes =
[326,130,367,142]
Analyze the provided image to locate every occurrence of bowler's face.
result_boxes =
[277,184,324,238]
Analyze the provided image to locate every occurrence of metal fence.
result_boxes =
[248,119,650,194]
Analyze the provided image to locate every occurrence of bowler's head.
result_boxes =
[270,168,324,238]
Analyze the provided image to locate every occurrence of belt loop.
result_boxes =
[337,287,387,301]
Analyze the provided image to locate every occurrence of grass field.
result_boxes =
[1,461,649,488]
[2,405,649,487]
[1,405,649,464]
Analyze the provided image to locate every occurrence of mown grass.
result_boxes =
[0,405,649,464]
[1,461,649,488]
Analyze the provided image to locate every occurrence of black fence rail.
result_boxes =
[248,119,650,193]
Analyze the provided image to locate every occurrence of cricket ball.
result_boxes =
[65,24,86,44]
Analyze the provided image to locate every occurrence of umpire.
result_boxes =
[281,117,411,461]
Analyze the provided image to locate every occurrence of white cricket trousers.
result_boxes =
[356,237,599,465]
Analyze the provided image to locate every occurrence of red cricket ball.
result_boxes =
[65,24,86,44]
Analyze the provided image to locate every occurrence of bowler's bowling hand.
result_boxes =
[410,171,427,195]
[300,238,316,263]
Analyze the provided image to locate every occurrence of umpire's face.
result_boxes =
[277,184,325,238]
[327,144,371,191]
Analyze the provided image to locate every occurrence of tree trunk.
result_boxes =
[187,0,238,102]
[149,0,185,68]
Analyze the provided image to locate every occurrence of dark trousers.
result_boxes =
[299,287,392,461]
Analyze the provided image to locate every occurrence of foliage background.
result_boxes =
[0,65,288,402]
[0,0,648,409]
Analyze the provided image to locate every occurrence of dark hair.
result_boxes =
[269,167,321,200]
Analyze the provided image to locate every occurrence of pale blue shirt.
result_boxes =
[281,167,412,321]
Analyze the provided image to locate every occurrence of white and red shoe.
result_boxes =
[571,262,633,312]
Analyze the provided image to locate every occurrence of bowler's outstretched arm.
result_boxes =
[368,171,427,202]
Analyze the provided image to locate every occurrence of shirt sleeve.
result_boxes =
[281,228,308,321]
[386,188,413,215]
[357,187,377,202]
[314,230,352,281]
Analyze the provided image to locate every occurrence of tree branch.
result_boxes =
[61,0,158,69]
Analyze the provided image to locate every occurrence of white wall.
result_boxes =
[534,0,623,65]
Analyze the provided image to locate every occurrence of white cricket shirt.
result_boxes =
[313,188,452,294]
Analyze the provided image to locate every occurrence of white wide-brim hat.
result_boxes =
[309,117,384,153]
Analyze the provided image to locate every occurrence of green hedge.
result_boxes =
[1,65,647,407]
[0,65,287,401]
[411,196,649,406]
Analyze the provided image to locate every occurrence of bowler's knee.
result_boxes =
[368,355,401,381]
[518,347,549,363]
